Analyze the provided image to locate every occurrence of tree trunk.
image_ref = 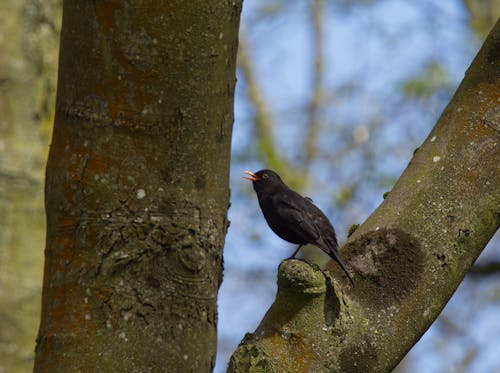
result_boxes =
[0,1,60,371]
[229,20,499,373]
[34,1,242,371]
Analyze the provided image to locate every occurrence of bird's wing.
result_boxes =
[276,194,321,243]
[282,193,339,250]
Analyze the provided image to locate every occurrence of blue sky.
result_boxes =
[216,0,499,371]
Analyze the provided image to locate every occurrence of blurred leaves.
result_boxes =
[256,0,286,18]
[401,61,453,99]
[335,184,354,208]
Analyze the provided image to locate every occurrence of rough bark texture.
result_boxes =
[34,1,242,371]
[229,20,499,373]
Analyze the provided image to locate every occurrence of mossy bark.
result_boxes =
[34,1,242,371]
[229,20,499,373]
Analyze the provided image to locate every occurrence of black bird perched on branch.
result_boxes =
[244,169,353,284]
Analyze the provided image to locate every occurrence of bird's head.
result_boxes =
[244,169,285,194]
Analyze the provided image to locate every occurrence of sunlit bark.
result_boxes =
[34,1,242,371]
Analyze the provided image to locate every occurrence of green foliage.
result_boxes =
[402,61,452,98]
[256,0,286,17]
[335,185,354,208]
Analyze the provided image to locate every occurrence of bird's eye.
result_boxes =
[262,173,269,179]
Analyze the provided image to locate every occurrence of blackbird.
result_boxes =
[244,169,353,284]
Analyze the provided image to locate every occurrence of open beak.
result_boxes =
[243,170,259,181]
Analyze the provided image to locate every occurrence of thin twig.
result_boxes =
[304,0,325,170]
[238,28,299,188]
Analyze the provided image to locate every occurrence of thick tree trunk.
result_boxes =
[229,20,499,373]
[34,1,242,371]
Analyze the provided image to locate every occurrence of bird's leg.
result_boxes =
[288,245,303,259]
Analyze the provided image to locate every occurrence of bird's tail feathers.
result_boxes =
[320,239,354,285]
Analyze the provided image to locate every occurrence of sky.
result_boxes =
[215,0,500,372]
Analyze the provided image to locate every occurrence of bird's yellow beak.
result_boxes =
[243,170,259,181]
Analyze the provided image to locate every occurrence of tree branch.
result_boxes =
[229,19,500,372]
[468,261,500,276]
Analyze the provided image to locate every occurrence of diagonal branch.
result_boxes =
[229,19,500,373]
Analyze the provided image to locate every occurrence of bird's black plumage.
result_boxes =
[244,169,353,284]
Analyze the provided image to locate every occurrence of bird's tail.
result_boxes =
[332,252,354,286]
[320,238,354,285]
